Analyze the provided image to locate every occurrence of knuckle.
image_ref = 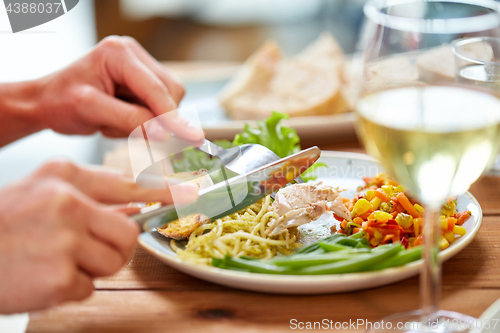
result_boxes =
[72,85,95,107]
[99,35,128,53]
[121,35,139,46]
[149,80,169,97]
[171,82,185,101]
[36,160,79,181]
[48,183,81,216]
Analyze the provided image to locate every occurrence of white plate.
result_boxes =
[138,151,483,295]
[180,96,356,141]
[166,61,357,142]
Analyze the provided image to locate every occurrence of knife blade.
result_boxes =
[131,146,321,232]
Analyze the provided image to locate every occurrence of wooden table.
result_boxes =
[27,140,500,333]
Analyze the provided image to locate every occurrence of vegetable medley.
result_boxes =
[337,173,471,250]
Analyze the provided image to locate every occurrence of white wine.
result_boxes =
[357,86,500,204]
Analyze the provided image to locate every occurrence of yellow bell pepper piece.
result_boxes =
[381,185,394,196]
[352,198,372,217]
[453,225,467,236]
[372,210,393,223]
[366,190,374,201]
[439,236,450,250]
[370,197,382,210]
[414,203,424,214]
[444,231,456,244]
[414,218,422,237]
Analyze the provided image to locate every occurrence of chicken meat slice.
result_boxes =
[266,183,351,237]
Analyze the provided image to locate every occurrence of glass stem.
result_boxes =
[420,205,442,328]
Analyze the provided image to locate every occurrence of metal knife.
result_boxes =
[131,146,321,232]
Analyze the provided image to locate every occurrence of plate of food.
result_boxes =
[136,115,482,295]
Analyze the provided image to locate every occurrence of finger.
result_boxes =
[61,269,95,303]
[103,44,204,144]
[75,233,127,277]
[76,88,154,136]
[122,37,185,105]
[71,270,95,300]
[83,207,139,261]
[32,160,200,205]
[73,165,199,205]
[106,205,142,216]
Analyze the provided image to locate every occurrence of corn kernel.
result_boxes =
[370,197,382,210]
[453,225,467,236]
[380,202,392,213]
[381,185,394,196]
[366,190,374,201]
[395,212,413,229]
[414,204,424,214]
[373,210,393,223]
[439,236,450,250]
[444,231,456,244]
[352,198,372,217]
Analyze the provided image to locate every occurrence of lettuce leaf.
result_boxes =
[233,111,300,158]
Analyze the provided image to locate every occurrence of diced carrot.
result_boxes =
[332,213,344,222]
[455,211,471,225]
[358,211,372,220]
[374,189,391,202]
[387,179,399,186]
[352,228,361,234]
[413,235,424,246]
[341,220,348,229]
[342,197,350,204]
[381,234,395,244]
[353,217,364,224]
[447,217,457,232]
[396,192,421,218]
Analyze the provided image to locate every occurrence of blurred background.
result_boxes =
[0,0,367,186]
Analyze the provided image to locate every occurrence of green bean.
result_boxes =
[212,255,292,274]
[355,238,371,249]
[318,242,353,252]
[368,246,422,271]
[270,249,371,268]
[292,244,403,275]
[296,234,346,254]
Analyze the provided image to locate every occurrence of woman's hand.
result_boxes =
[0,160,198,314]
[0,36,204,147]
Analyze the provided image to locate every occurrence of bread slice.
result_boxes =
[157,169,214,240]
[366,54,420,90]
[219,33,349,119]
[416,45,455,82]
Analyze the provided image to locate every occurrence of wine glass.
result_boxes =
[354,0,500,332]
[453,37,500,175]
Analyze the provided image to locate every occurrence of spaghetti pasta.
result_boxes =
[171,196,301,265]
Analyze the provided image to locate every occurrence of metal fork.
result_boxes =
[198,139,304,185]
